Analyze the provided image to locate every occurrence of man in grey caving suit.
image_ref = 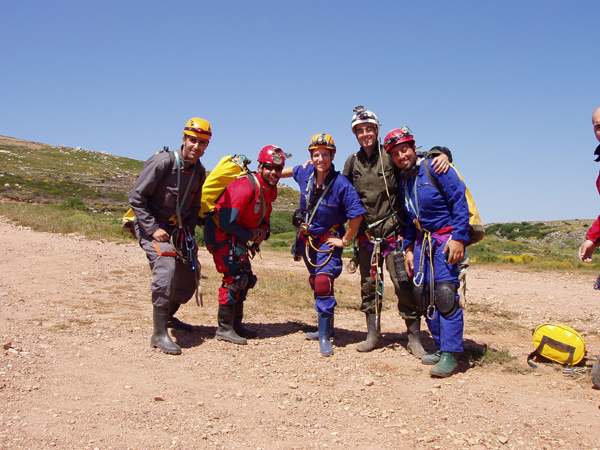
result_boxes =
[129,117,210,355]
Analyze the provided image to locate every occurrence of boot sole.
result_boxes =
[150,343,182,355]
[421,358,441,366]
[356,341,380,352]
[215,335,247,345]
[430,368,456,378]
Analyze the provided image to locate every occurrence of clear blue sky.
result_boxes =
[2,1,599,223]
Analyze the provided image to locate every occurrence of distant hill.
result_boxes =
[0,136,300,211]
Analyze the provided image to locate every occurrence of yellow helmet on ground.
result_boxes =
[183,118,212,140]
[308,133,336,153]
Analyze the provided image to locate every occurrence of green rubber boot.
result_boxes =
[421,350,442,365]
[430,352,458,378]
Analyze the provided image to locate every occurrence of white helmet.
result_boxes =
[351,105,380,136]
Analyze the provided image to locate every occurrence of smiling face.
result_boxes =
[181,135,209,163]
[354,123,378,154]
[258,162,282,187]
[310,148,333,175]
[389,142,417,171]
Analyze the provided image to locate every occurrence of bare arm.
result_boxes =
[325,215,363,248]
[579,239,596,263]
[280,167,294,179]
[430,153,450,174]
[443,239,465,265]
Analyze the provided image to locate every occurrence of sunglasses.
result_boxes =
[262,163,283,172]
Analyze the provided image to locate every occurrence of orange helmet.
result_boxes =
[183,118,212,140]
[308,133,336,154]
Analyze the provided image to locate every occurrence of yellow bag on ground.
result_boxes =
[527,323,586,368]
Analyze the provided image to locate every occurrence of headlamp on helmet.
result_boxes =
[351,105,380,135]
[257,145,291,167]
[308,133,336,153]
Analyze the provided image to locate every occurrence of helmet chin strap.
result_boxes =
[400,160,421,179]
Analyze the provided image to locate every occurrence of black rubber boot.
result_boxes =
[356,313,380,352]
[305,315,334,340]
[215,304,247,345]
[405,318,425,357]
[233,302,258,339]
[166,302,194,331]
[592,356,600,389]
[150,306,182,355]
[318,313,333,357]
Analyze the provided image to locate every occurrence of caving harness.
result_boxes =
[168,150,203,307]
[403,160,469,319]
[294,171,339,268]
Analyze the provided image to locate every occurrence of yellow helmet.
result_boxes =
[308,133,336,153]
[183,117,212,140]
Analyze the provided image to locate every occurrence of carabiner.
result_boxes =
[427,304,436,321]
[414,271,424,287]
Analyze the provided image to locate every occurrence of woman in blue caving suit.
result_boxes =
[281,134,365,357]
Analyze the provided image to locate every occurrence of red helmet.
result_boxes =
[257,145,287,167]
[383,127,415,153]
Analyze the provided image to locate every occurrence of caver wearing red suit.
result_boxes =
[204,145,287,345]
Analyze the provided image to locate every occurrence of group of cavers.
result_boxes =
[129,106,486,379]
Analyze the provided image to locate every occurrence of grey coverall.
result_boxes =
[129,147,206,309]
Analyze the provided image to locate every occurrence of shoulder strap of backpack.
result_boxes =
[349,153,357,176]
[424,160,446,201]
[247,173,266,224]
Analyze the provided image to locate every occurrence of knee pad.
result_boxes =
[413,284,429,314]
[314,274,334,297]
[224,271,248,293]
[434,281,459,318]
[309,275,316,291]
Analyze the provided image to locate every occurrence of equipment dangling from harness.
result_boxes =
[170,150,203,307]
[369,236,384,329]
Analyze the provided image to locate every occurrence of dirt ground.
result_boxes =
[1,217,599,450]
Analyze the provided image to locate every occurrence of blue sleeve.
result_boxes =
[339,177,366,219]
[430,163,470,243]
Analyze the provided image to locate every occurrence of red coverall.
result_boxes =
[204,174,277,305]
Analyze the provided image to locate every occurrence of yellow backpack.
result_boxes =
[199,154,252,219]
[424,160,484,245]
[527,323,586,368]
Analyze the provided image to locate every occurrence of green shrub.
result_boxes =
[269,210,296,234]
[60,197,87,211]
